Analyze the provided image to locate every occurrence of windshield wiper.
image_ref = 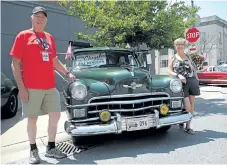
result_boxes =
[99,64,118,67]
[120,64,136,67]
[75,64,91,66]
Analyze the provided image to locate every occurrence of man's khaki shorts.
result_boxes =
[21,88,61,117]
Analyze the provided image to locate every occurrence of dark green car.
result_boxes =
[61,47,192,144]
[1,72,19,119]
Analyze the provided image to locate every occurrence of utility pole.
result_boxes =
[191,0,195,27]
[191,0,194,7]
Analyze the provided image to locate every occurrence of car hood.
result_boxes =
[71,67,152,95]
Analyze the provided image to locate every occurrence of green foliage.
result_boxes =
[59,0,199,49]
[186,51,205,69]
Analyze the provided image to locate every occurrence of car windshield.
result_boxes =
[72,51,139,69]
[216,66,227,72]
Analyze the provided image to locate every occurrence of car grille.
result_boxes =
[87,93,170,119]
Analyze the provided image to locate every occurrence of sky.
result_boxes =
[167,0,227,21]
[193,0,227,21]
[184,0,227,21]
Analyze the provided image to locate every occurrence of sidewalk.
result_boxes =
[1,94,71,164]
[200,85,227,94]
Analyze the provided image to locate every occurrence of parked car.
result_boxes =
[59,47,193,145]
[220,64,227,68]
[201,65,227,72]
[197,65,227,85]
[1,72,19,119]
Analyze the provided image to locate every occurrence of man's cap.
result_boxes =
[32,6,47,17]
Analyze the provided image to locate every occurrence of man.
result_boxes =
[10,6,75,164]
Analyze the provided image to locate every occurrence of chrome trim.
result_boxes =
[71,116,116,123]
[68,120,119,135]
[66,96,183,108]
[65,111,192,136]
[168,110,182,113]
[156,113,193,128]
[88,92,170,103]
[123,82,143,89]
[88,105,160,114]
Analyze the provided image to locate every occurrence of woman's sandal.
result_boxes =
[184,128,195,135]
[179,123,184,129]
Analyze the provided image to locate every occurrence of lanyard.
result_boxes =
[32,29,49,51]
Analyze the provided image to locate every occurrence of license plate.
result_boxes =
[126,117,149,131]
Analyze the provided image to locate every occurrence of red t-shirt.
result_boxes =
[10,29,57,89]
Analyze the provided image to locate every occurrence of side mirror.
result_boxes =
[146,54,152,65]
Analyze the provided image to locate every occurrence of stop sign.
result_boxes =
[185,28,200,43]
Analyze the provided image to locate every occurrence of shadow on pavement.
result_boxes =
[1,109,25,135]
[194,97,227,117]
[26,128,227,164]
[1,94,66,136]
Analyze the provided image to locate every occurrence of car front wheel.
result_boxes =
[2,92,18,119]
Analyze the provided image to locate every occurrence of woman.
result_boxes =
[168,38,200,135]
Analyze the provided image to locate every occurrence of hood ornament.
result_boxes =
[123,82,142,90]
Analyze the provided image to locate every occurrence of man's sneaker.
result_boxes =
[29,149,41,164]
[45,148,67,159]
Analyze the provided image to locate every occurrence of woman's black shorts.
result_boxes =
[183,77,200,98]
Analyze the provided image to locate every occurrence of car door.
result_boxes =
[197,67,209,83]
[1,72,8,107]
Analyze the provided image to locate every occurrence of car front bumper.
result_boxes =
[65,110,193,136]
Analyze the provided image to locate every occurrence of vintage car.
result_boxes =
[60,47,193,145]
[197,65,227,85]
[1,71,19,119]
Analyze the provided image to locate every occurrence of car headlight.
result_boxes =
[71,83,87,100]
[170,78,182,93]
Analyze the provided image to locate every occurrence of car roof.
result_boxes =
[73,47,132,54]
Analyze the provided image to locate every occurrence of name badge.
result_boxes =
[42,51,49,62]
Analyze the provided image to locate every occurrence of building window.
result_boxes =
[160,60,168,68]
[159,48,168,56]
[220,51,223,60]
[219,32,222,44]
[201,32,206,39]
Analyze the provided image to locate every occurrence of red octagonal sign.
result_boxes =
[185,28,200,43]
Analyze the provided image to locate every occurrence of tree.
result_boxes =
[195,33,216,59]
[59,0,199,50]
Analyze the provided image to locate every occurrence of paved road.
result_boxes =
[4,89,227,164]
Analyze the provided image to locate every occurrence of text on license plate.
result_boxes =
[126,117,149,131]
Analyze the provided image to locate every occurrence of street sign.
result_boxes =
[185,28,200,43]
[190,47,196,52]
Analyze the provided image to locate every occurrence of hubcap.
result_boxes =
[9,95,17,113]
